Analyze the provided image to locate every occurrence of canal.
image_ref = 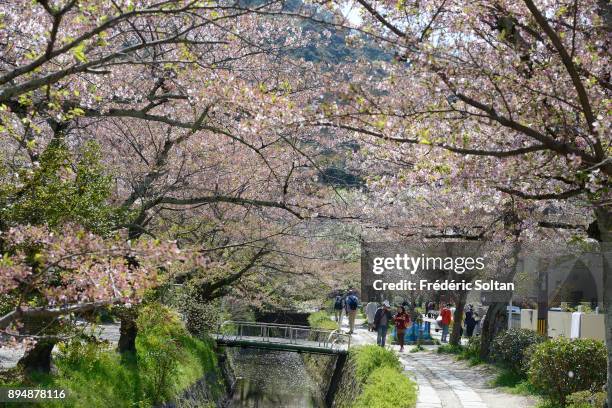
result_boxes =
[227,348,327,408]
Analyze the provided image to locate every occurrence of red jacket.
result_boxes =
[393,312,411,330]
[440,308,452,325]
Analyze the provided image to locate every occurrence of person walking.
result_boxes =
[427,301,436,318]
[393,305,411,352]
[464,304,477,337]
[333,292,344,323]
[474,310,481,335]
[374,301,393,347]
[365,300,378,332]
[345,290,359,334]
[439,303,452,343]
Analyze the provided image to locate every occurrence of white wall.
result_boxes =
[519,309,605,341]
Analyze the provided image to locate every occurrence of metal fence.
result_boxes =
[215,320,351,351]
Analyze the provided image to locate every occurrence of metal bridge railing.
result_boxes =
[215,320,351,351]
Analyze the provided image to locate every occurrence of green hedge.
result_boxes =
[354,367,417,408]
[490,328,546,374]
[527,337,606,406]
[351,345,402,383]
[566,390,607,408]
[485,330,606,407]
[342,345,416,408]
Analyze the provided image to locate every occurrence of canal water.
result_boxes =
[228,348,326,408]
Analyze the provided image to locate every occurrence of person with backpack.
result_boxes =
[333,292,344,323]
[374,300,393,347]
[345,290,359,334]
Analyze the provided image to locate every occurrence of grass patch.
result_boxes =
[459,353,484,366]
[4,304,223,408]
[437,343,463,355]
[490,368,538,396]
[534,400,563,408]
[409,345,425,353]
[437,342,483,366]
[308,311,339,330]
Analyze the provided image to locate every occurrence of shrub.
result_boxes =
[137,303,186,339]
[177,288,224,336]
[490,329,546,373]
[338,346,416,408]
[308,311,339,330]
[464,336,481,356]
[566,390,606,408]
[437,343,463,355]
[136,304,189,404]
[528,337,606,406]
[351,345,402,383]
[354,367,417,408]
[55,340,108,372]
[460,336,483,365]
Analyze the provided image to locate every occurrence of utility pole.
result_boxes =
[537,266,548,336]
[508,296,513,330]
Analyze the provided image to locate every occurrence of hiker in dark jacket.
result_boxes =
[464,305,477,337]
[373,300,393,347]
[345,290,359,334]
[333,292,344,323]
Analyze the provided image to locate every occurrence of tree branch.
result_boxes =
[0,300,121,330]
[496,186,583,200]
[149,195,304,219]
[522,0,601,158]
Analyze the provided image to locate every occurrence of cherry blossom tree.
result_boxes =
[0,0,354,364]
[310,0,610,401]
[0,224,187,371]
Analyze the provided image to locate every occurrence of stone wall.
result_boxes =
[329,354,360,408]
[301,353,337,401]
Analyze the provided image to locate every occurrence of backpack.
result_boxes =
[334,296,343,310]
[346,295,358,310]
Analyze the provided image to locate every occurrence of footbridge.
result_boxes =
[212,321,351,355]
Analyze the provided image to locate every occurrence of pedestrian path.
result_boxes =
[341,316,536,408]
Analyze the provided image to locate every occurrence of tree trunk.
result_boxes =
[478,204,522,360]
[450,293,466,346]
[479,301,509,360]
[118,315,138,353]
[595,207,611,408]
[17,339,56,374]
